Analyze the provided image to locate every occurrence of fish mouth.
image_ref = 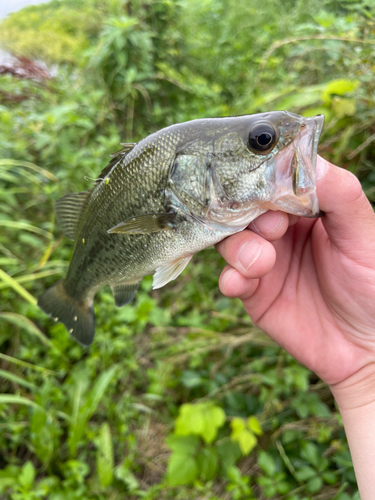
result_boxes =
[269,114,325,218]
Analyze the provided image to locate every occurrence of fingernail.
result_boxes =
[251,213,284,235]
[238,240,264,270]
[316,156,329,181]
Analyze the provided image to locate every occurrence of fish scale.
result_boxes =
[38,112,324,345]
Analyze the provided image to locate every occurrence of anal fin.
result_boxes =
[111,281,140,307]
[153,255,193,289]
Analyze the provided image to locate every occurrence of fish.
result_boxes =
[38,111,324,346]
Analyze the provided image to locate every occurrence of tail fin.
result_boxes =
[38,280,95,346]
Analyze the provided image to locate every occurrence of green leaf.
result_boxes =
[301,442,320,468]
[0,369,37,391]
[230,418,257,455]
[332,97,356,118]
[18,461,35,489]
[175,403,205,436]
[85,365,118,415]
[236,430,256,455]
[0,394,44,411]
[115,461,139,490]
[295,465,317,482]
[258,451,277,476]
[0,220,52,239]
[97,423,114,487]
[174,402,225,444]
[0,159,58,181]
[0,268,37,305]
[322,470,337,484]
[0,312,56,349]
[180,370,203,388]
[0,353,55,374]
[30,408,55,464]
[68,365,118,456]
[203,405,226,443]
[307,475,323,493]
[197,447,218,481]
[217,440,242,471]
[166,453,198,486]
[166,435,200,455]
[248,416,262,436]
[322,79,360,102]
[230,417,246,434]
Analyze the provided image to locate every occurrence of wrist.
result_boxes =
[329,362,375,411]
[329,364,375,500]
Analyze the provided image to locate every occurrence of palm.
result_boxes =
[241,217,375,385]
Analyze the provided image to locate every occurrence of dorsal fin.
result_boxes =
[55,188,93,240]
[110,143,136,158]
[94,143,136,185]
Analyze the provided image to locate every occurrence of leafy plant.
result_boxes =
[0,0,373,498]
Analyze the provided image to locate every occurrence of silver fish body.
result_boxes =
[38,111,324,345]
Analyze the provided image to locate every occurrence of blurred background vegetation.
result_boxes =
[0,0,374,498]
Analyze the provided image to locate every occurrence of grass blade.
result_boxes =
[0,221,52,239]
[0,394,44,411]
[0,369,37,391]
[0,353,56,375]
[0,268,37,305]
[0,159,58,182]
[0,312,52,348]
[0,269,62,290]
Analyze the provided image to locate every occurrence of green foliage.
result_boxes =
[166,403,229,486]
[230,416,262,455]
[0,0,373,498]
[0,0,107,63]
[175,402,226,443]
[97,423,114,487]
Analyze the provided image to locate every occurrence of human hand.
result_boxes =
[216,156,375,407]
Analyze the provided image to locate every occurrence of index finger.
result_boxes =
[316,156,375,261]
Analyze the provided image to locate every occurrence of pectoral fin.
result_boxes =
[111,281,140,307]
[153,255,193,289]
[108,213,175,235]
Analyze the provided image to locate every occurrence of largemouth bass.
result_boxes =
[38,112,324,346]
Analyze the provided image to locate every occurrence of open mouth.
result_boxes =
[270,114,325,217]
[293,116,324,195]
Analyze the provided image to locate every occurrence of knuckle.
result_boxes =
[341,169,363,201]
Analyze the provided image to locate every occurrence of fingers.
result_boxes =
[249,211,289,241]
[216,210,292,298]
[316,156,375,259]
[216,229,276,279]
[288,214,300,226]
[219,265,259,299]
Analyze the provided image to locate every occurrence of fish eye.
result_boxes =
[248,123,278,154]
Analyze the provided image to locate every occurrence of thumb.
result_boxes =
[316,156,375,260]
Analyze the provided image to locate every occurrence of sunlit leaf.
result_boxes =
[97,423,114,487]
[0,269,37,305]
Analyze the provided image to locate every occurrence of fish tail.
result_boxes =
[38,280,95,346]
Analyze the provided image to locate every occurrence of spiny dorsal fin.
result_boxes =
[55,188,93,240]
[94,143,136,185]
[110,143,136,158]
